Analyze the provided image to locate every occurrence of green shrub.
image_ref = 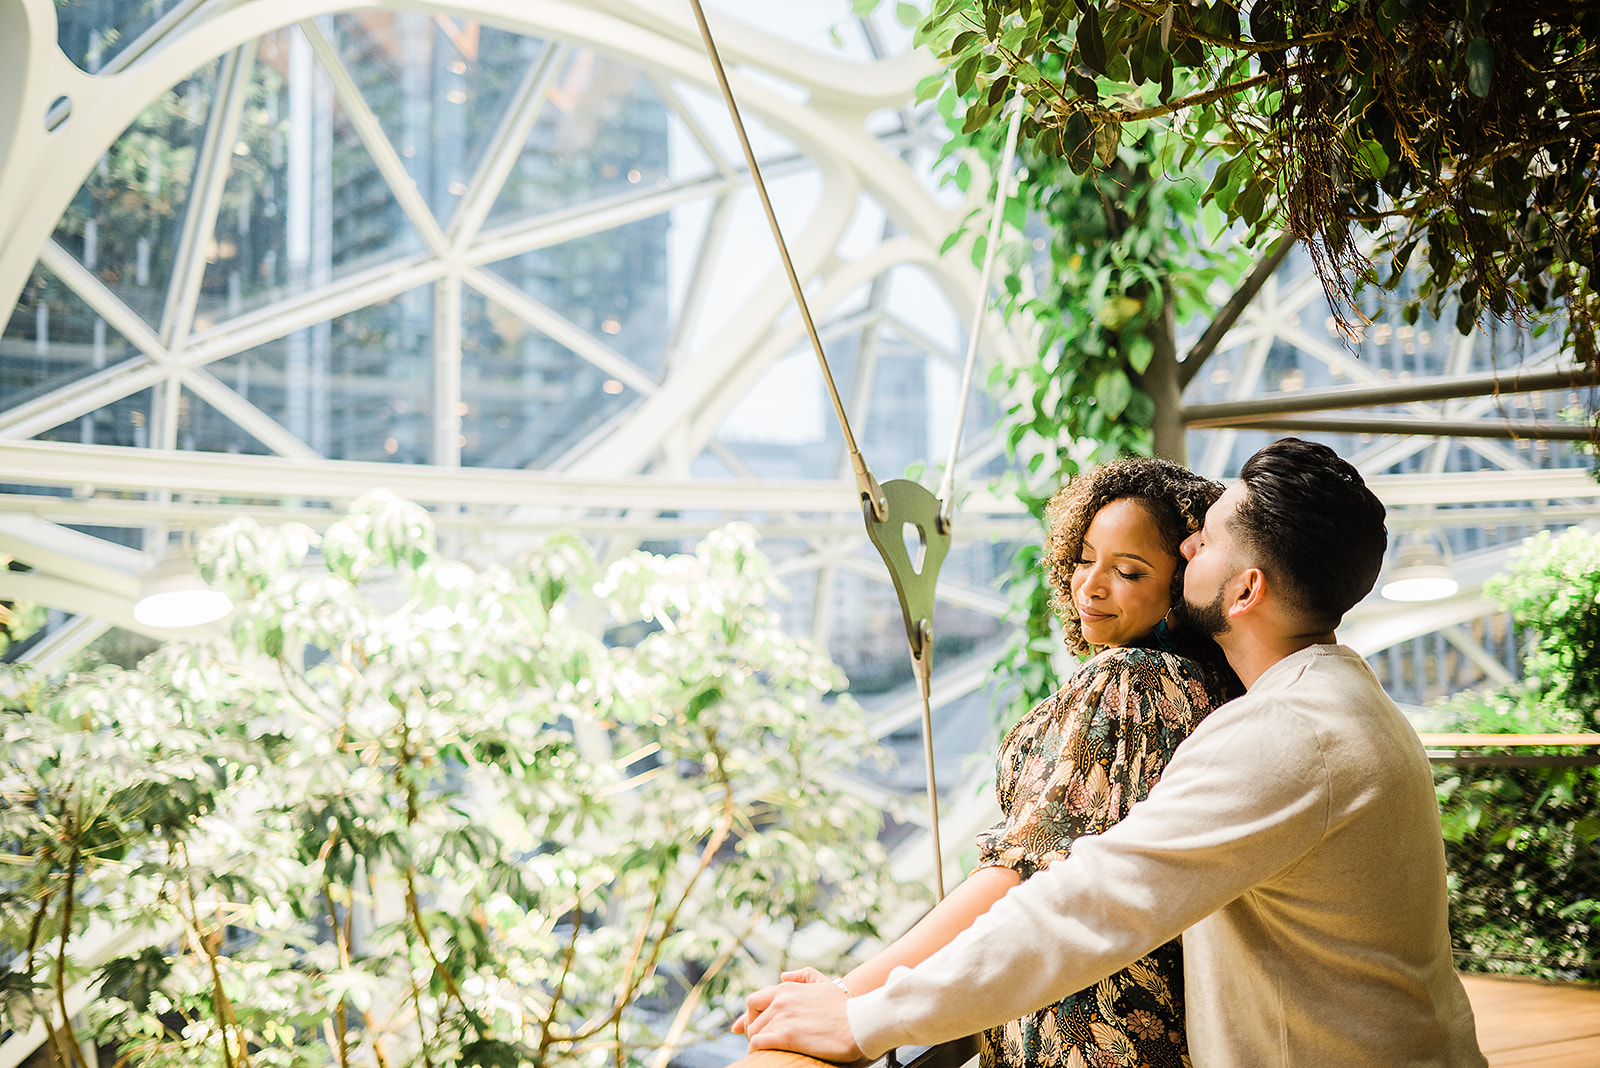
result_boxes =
[0,497,899,1068]
[1432,526,1600,981]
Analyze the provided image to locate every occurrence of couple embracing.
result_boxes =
[739,438,1487,1068]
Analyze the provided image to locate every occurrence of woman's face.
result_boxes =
[1070,497,1179,649]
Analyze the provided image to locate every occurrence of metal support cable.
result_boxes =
[937,98,1024,533]
[688,0,954,899]
[686,0,887,522]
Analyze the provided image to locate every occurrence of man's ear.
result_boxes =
[1228,567,1267,619]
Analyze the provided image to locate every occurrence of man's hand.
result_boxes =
[732,970,865,1064]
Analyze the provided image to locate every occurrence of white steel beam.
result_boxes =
[434,273,463,467]
[181,366,322,460]
[0,513,142,587]
[0,357,166,441]
[0,440,1029,516]
[3,613,110,679]
[465,170,745,268]
[0,491,1040,541]
[162,41,257,351]
[178,253,443,368]
[37,240,168,362]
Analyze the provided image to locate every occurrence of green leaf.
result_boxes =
[962,101,996,134]
[1077,5,1108,74]
[1235,177,1267,226]
[1125,334,1155,374]
[1094,121,1121,166]
[1352,139,1390,179]
[955,53,980,96]
[1094,368,1133,417]
[1014,60,1044,88]
[1063,112,1096,174]
[1466,36,1494,97]
[895,2,920,27]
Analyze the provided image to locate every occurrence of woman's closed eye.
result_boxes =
[1077,555,1143,581]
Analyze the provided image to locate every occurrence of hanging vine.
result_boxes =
[917,0,1598,364]
[919,45,1250,713]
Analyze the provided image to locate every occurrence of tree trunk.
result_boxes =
[1142,288,1185,463]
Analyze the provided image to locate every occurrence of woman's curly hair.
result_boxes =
[1044,457,1225,655]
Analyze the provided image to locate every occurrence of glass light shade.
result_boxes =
[133,552,233,628]
[1380,542,1459,602]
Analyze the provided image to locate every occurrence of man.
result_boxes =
[737,438,1485,1067]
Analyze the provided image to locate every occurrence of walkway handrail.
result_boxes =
[723,1035,979,1068]
[1419,733,1600,768]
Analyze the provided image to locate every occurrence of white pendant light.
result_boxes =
[133,534,233,628]
[1380,539,1459,602]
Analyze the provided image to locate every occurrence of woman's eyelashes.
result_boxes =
[1075,556,1144,581]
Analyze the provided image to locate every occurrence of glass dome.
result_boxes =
[1,0,1597,945]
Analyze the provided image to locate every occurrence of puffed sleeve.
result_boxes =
[974,648,1216,881]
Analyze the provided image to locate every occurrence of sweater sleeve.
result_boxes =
[847,688,1331,1059]
[975,649,1215,881]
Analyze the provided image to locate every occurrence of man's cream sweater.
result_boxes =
[848,644,1486,1067]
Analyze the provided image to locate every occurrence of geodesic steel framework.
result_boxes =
[1,1,1599,990]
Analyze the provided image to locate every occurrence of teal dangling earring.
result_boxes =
[1153,611,1176,652]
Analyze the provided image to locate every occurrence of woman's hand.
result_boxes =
[733,975,863,1064]
[730,968,829,1034]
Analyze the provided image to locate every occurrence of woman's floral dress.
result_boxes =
[974,646,1225,1068]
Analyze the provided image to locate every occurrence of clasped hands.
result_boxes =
[733,966,867,1065]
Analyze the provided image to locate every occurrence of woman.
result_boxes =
[744,458,1239,1067]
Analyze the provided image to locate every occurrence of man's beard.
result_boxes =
[1178,584,1230,638]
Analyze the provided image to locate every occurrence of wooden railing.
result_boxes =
[724,1035,978,1068]
[1418,733,1600,767]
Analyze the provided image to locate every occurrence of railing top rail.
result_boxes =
[724,1036,978,1068]
[1417,733,1600,748]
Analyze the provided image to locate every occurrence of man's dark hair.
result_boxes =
[1232,438,1388,628]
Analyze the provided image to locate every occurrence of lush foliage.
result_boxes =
[0,496,898,1068]
[971,127,1249,715]
[905,2,1251,715]
[1485,528,1600,727]
[1431,527,1600,980]
[915,0,1595,361]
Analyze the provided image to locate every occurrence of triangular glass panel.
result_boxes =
[861,334,931,480]
[683,174,818,354]
[38,388,155,448]
[484,51,710,230]
[323,60,429,277]
[321,11,546,225]
[210,285,434,462]
[667,79,800,173]
[191,29,294,326]
[192,26,431,332]
[714,347,841,480]
[172,387,274,456]
[52,60,221,327]
[483,211,670,380]
[459,286,639,470]
[57,0,191,74]
[2,264,144,413]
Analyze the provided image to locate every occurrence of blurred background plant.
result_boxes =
[0,495,899,1068]
[1429,527,1600,981]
